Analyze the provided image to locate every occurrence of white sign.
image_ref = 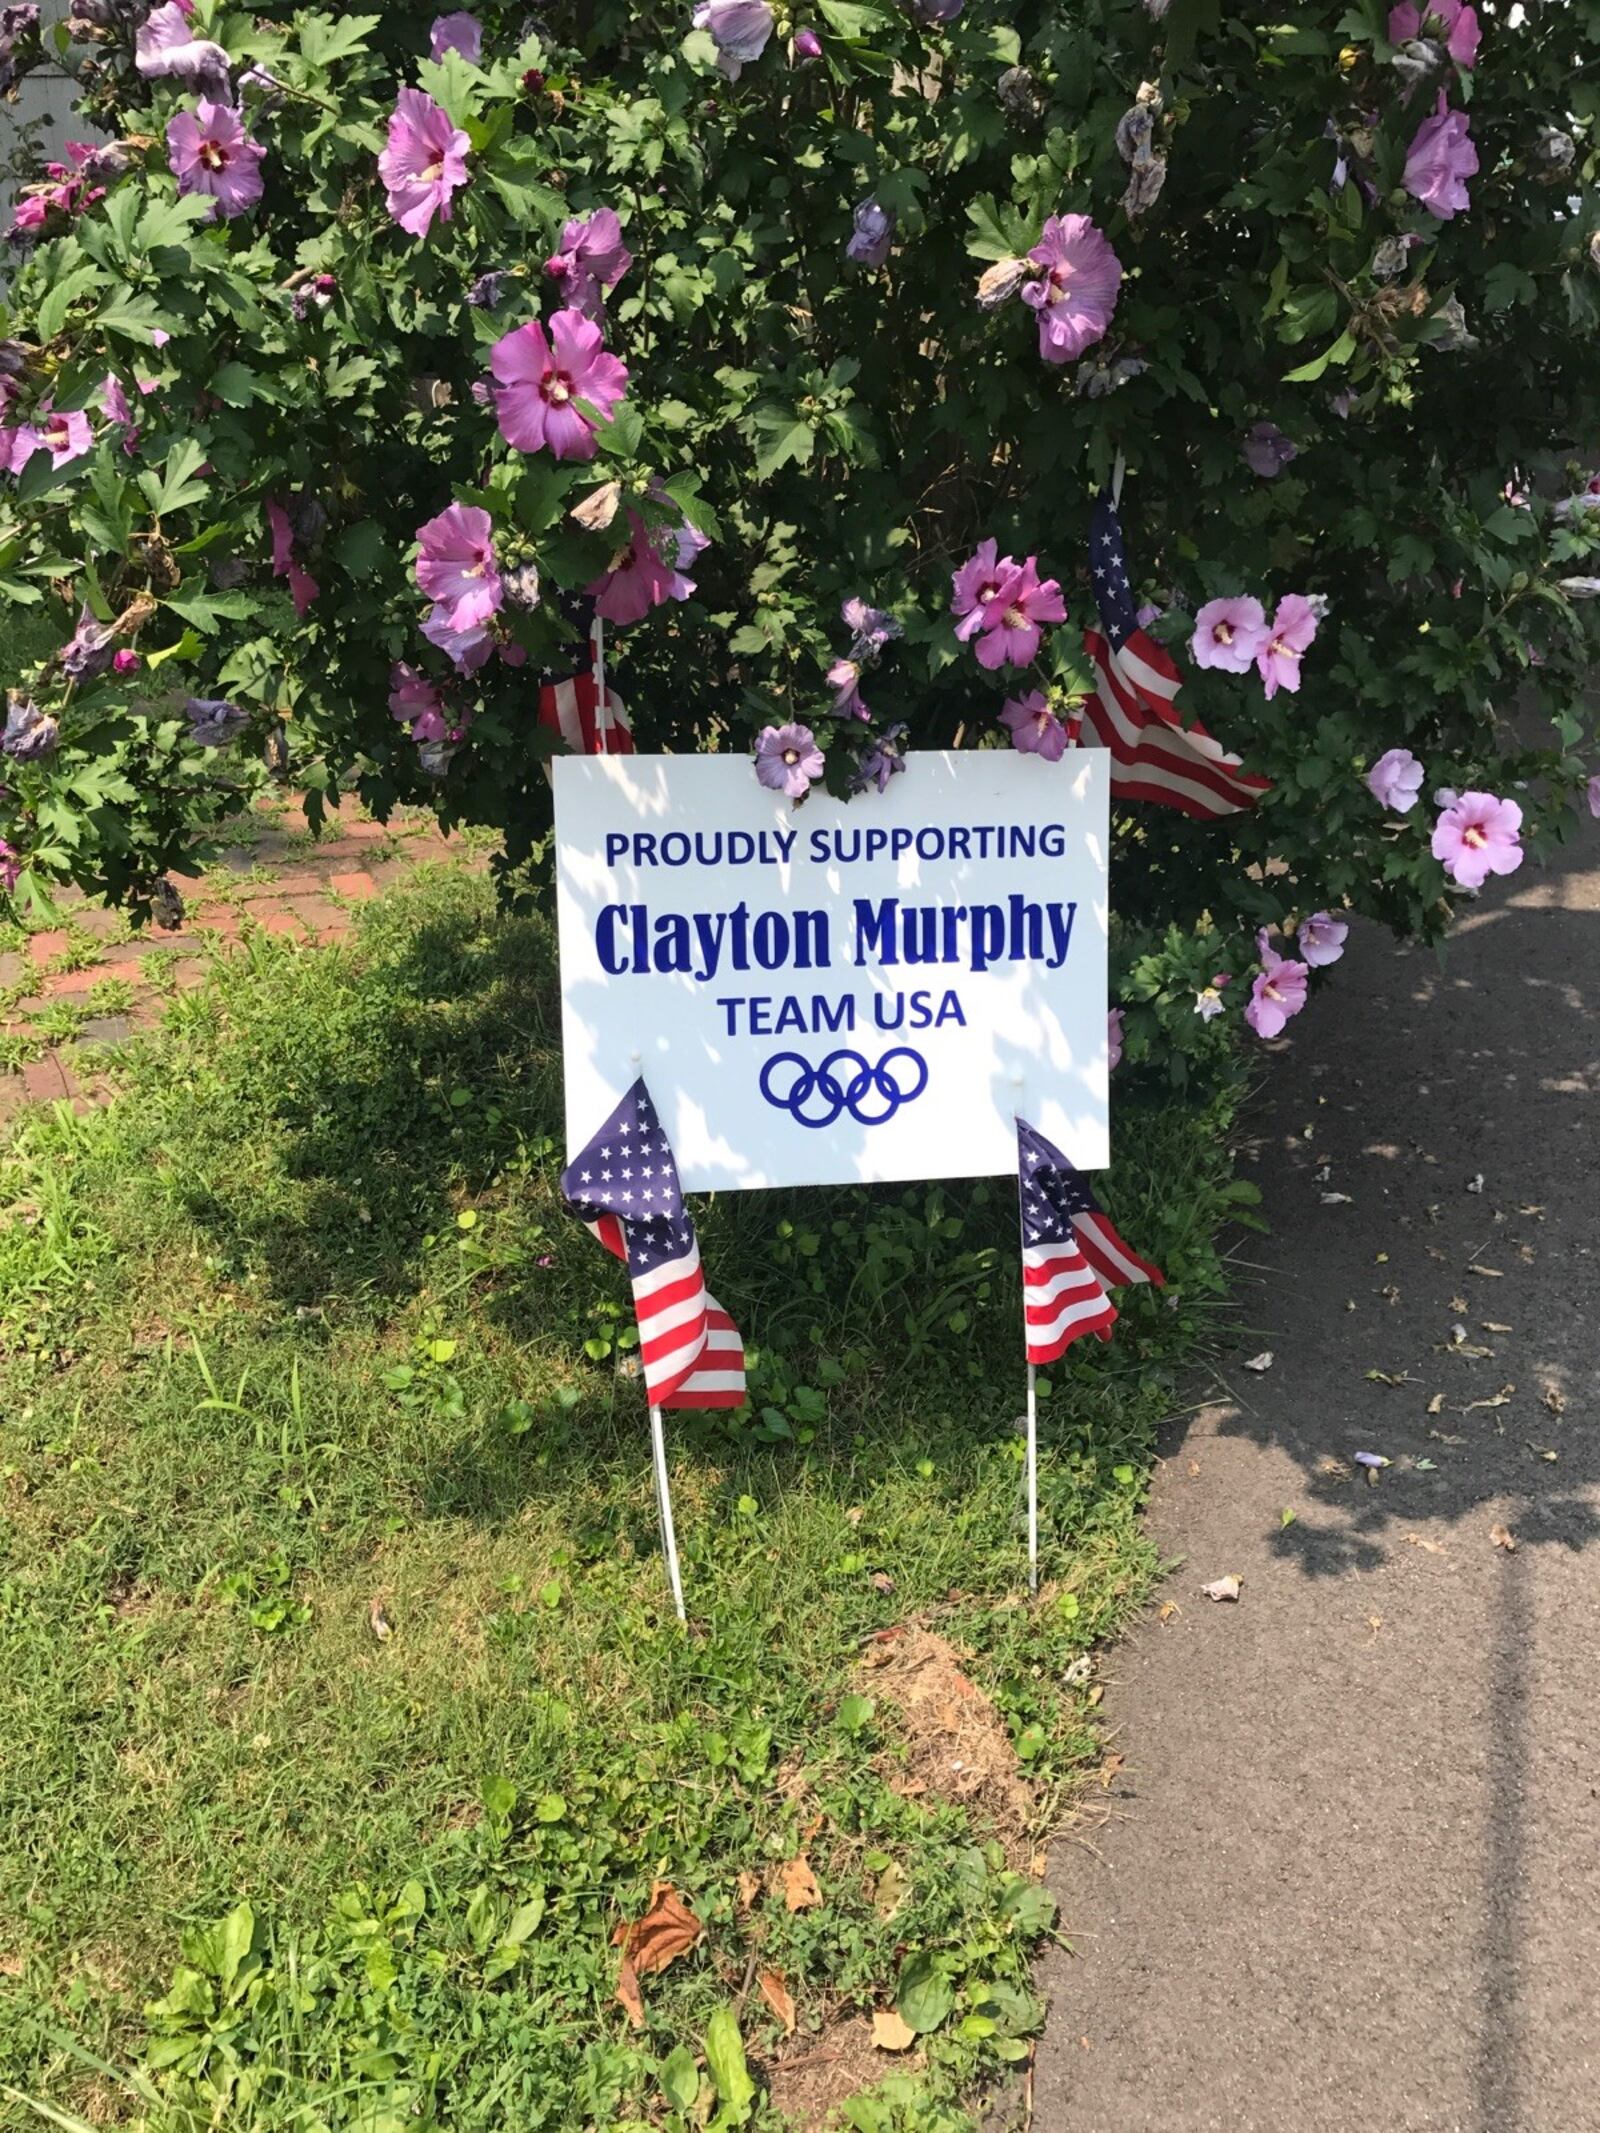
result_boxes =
[554,751,1110,1193]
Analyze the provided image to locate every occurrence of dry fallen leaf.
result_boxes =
[1482,1322,1512,1335]
[1449,1296,1470,1314]
[735,1870,761,1911]
[1544,1386,1567,1417]
[1463,1383,1515,1413]
[1489,1524,1518,1553]
[1242,1351,1274,1373]
[1187,1460,1201,1478]
[1098,1752,1126,1790]
[1366,1615,1384,1640]
[569,478,622,531]
[870,1571,896,1595]
[368,1597,393,1643]
[758,1968,797,2036]
[612,1883,703,1978]
[1527,1443,1559,1463]
[873,1860,907,1918]
[1468,1263,1505,1279]
[1086,1684,1105,1708]
[614,1952,646,2029]
[1157,1600,1180,1625]
[873,2010,917,2054]
[1427,1392,1446,1415]
[1321,1192,1353,1205]
[1200,1575,1242,1603]
[1405,1534,1447,1556]
[782,1856,822,1913]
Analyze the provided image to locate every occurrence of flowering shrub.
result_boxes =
[0,0,1597,1076]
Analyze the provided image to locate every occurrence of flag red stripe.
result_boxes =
[1075,1211,1166,1289]
[1083,627,1270,819]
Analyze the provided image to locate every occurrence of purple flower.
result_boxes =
[1191,596,1268,674]
[0,837,19,895]
[101,371,140,452]
[542,208,632,321]
[1366,747,1425,812]
[466,270,509,309]
[846,197,894,268]
[35,404,93,468]
[951,540,1015,642]
[389,661,451,743]
[380,88,471,239]
[853,722,908,794]
[1404,94,1477,220]
[1107,1007,1124,1070]
[167,99,265,219]
[978,562,1066,671]
[136,2,231,90]
[1431,791,1523,889]
[1257,594,1319,700]
[842,596,901,659]
[265,499,320,617]
[755,722,824,800]
[1297,911,1348,967]
[430,10,481,61]
[415,502,502,630]
[1194,985,1225,1021]
[692,1,774,78]
[1390,0,1479,67]
[1354,1450,1390,1471]
[291,273,338,319]
[1021,216,1123,364]
[826,658,870,720]
[1588,773,1600,820]
[490,310,629,462]
[59,607,115,681]
[113,649,139,675]
[588,510,703,624]
[792,26,821,60]
[421,606,495,672]
[2,694,58,760]
[1245,936,1310,1039]
[184,696,249,749]
[1241,422,1298,479]
[907,0,964,20]
[1000,690,1068,762]
[0,3,40,98]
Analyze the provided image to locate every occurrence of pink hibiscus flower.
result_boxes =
[490,310,629,462]
[1020,215,1123,365]
[380,88,471,239]
[414,502,502,630]
[1366,746,1425,812]
[36,403,92,467]
[951,539,1019,643]
[587,511,704,625]
[136,0,231,89]
[1404,95,1477,221]
[1296,911,1348,967]
[265,499,320,617]
[390,661,452,743]
[1430,791,1523,889]
[826,659,870,720]
[1107,1007,1124,1070]
[167,100,265,219]
[543,208,632,320]
[1257,594,1320,699]
[1245,935,1310,1039]
[1000,690,1068,761]
[1588,773,1600,820]
[1191,596,1268,675]
[421,607,495,673]
[0,838,20,896]
[973,558,1067,670]
[429,11,482,61]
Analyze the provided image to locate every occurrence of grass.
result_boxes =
[0,863,1249,2133]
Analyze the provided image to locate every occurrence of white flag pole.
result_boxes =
[1026,1363,1040,1594]
[649,1402,687,1623]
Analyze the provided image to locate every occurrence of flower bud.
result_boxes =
[974,256,1028,309]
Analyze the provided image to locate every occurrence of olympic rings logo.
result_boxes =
[759,1047,930,1129]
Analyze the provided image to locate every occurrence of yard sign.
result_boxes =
[554,751,1110,1192]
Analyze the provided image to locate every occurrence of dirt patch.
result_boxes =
[766,2015,919,2130]
[859,1626,1033,1840]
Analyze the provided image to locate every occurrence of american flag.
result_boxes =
[1081,498,1271,821]
[561,1079,745,1410]
[538,597,634,761]
[1017,1117,1165,1366]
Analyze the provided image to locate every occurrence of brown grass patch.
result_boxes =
[859,1626,1033,1842]
[766,2015,921,2130]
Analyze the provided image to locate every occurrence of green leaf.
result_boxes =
[299,12,382,68]
[211,362,258,407]
[660,2046,700,2113]
[896,1953,955,2035]
[139,438,211,520]
[162,590,257,634]
[0,576,44,605]
[334,520,388,578]
[818,0,896,37]
[836,1693,875,1733]
[146,628,202,670]
[703,2008,755,2126]
[1284,329,1356,383]
[135,194,217,254]
[218,1902,256,1990]
[36,264,103,344]
[749,405,815,480]
[93,293,180,344]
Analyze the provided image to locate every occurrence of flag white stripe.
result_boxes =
[1113,641,1183,705]
[1022,1260,1107,1307]
[634,1241,703,1303]
[1074,1220,1152,1287]
[1026,1291,1116,1354]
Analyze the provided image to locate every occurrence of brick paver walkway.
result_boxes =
[0,793,472,1124]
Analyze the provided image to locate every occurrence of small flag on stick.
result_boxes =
[561,1079,745,1411]
[1016,1116,1165,1589]
[538,598,634,761]
[1081,497,1271,821]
